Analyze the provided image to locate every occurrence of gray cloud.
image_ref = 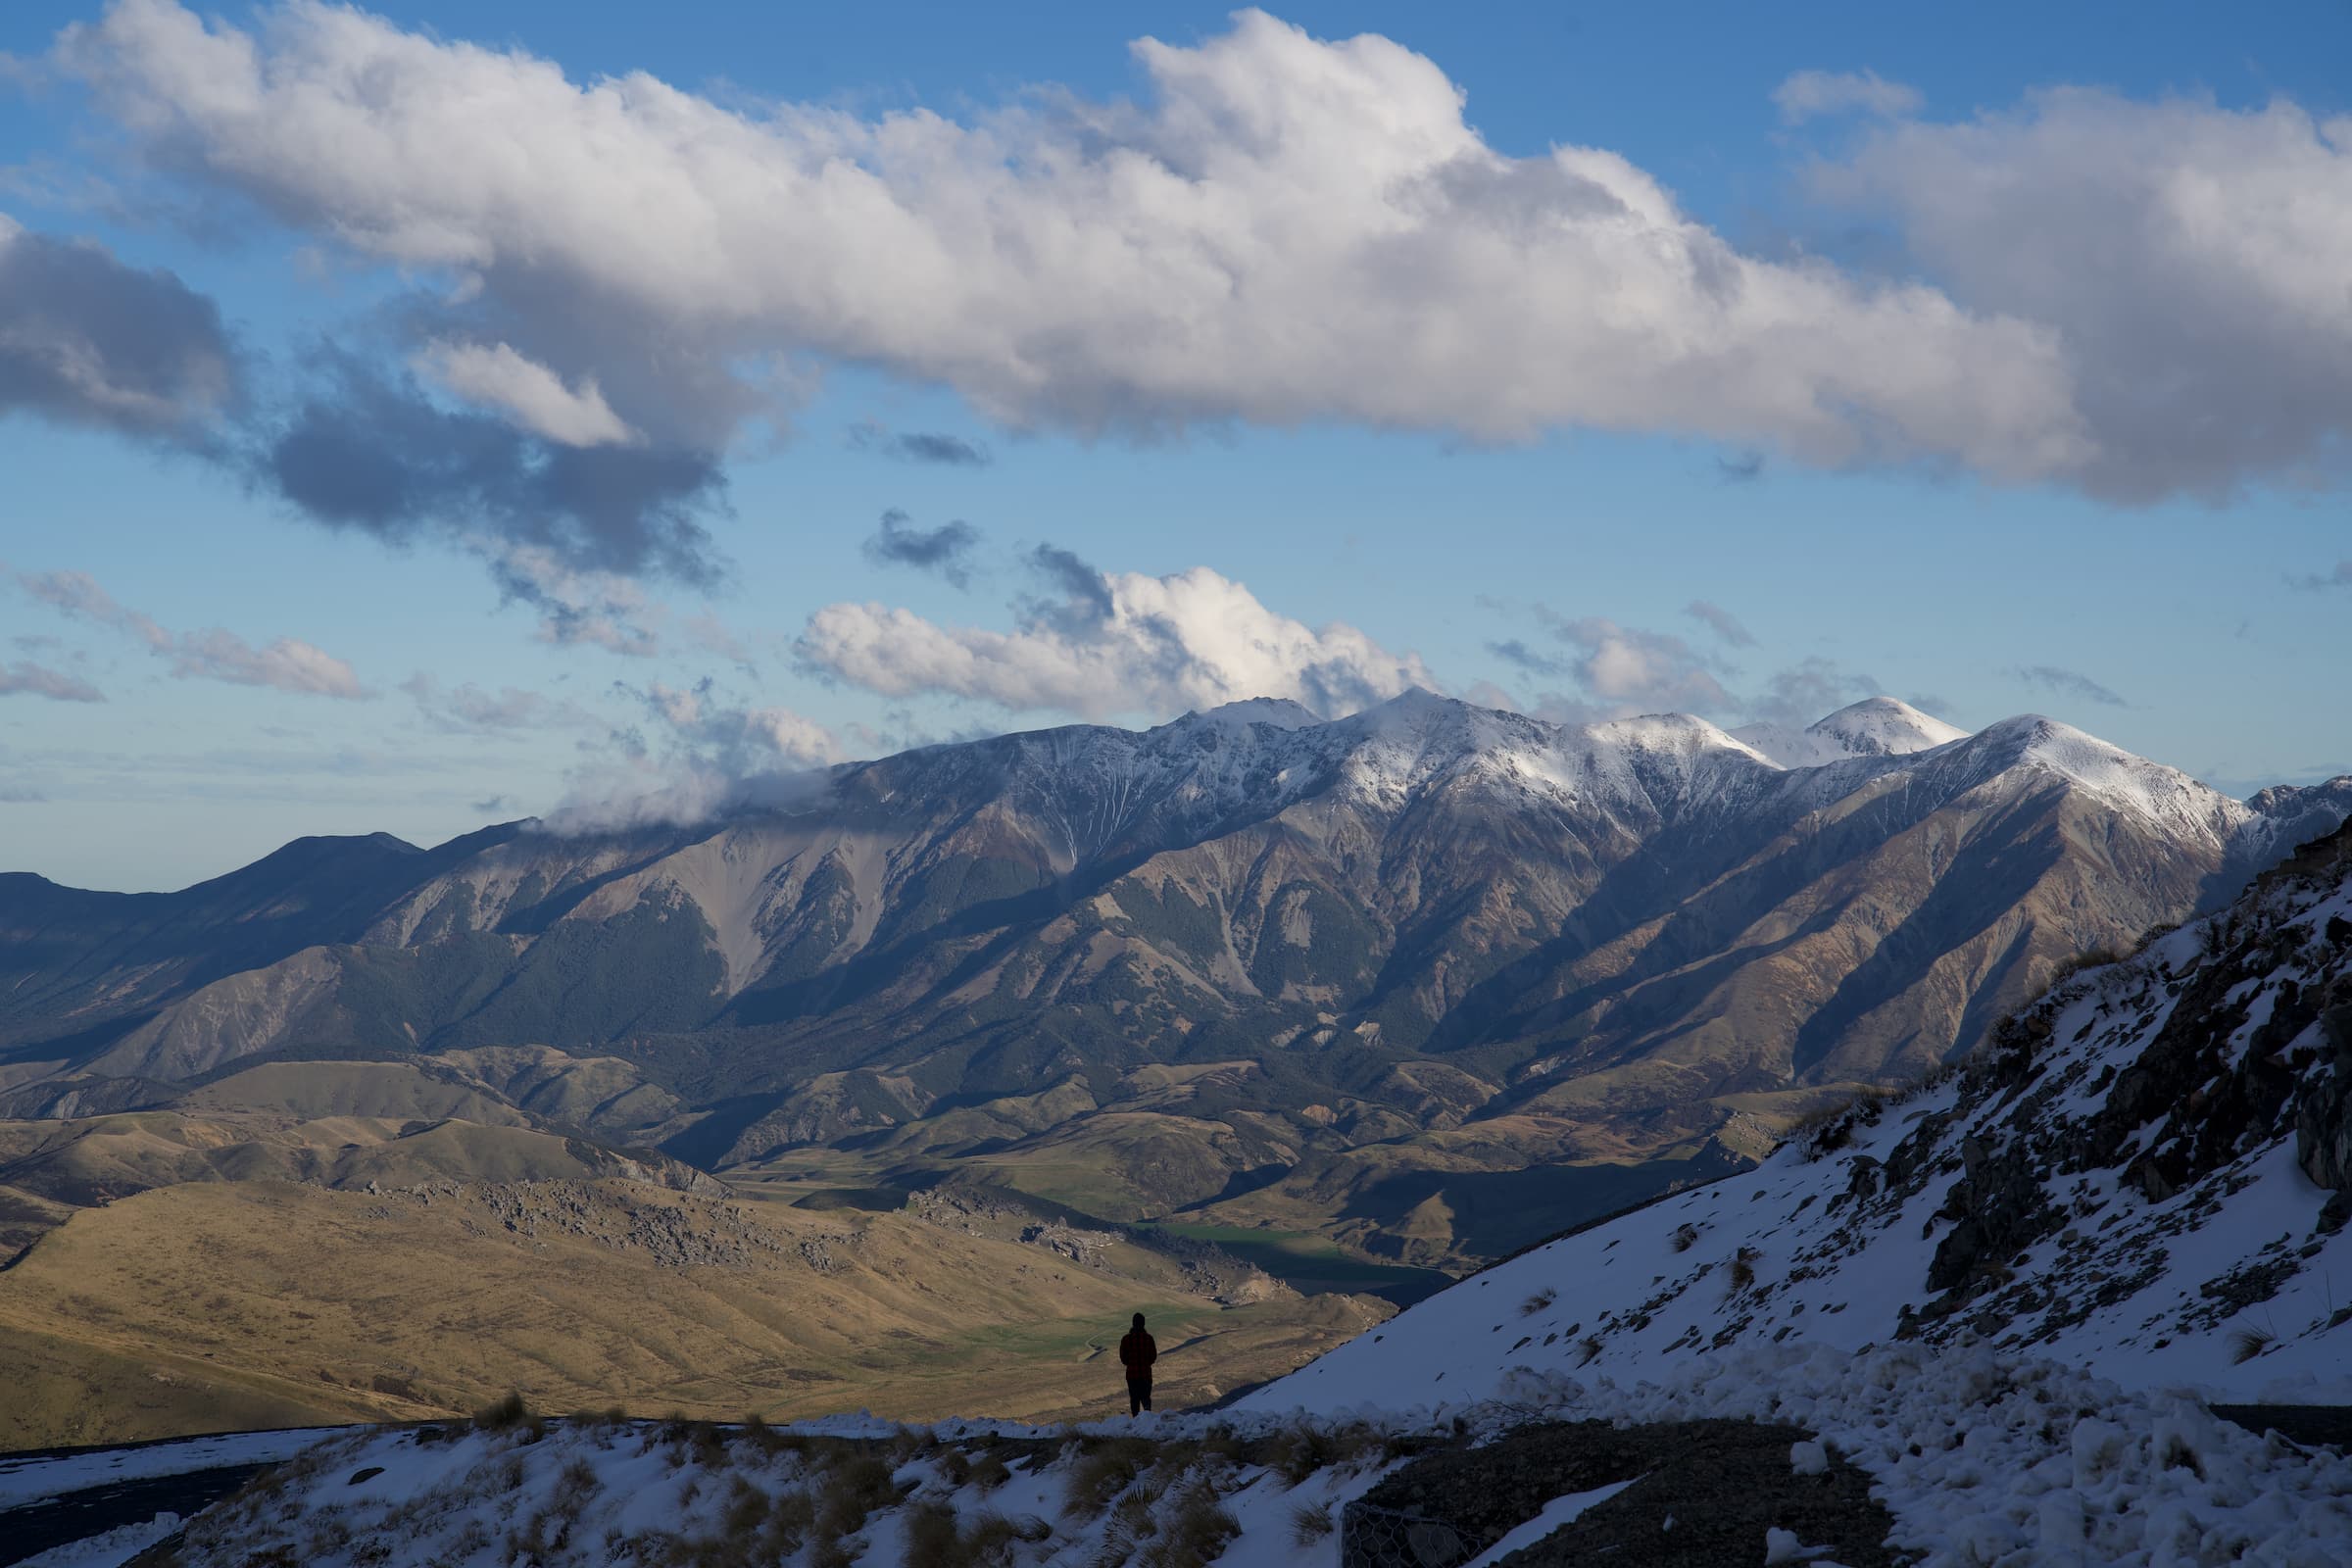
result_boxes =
[470,795,509,814]
[1745,657,1883,729]
[2288,561,2352,591]
[1544,614,1733,712]
[402,672,598,734]
[0,217,237,441]
[863,509,982,588]
[1816,90,2352,502]
[2012,663,2127,708]
[850,423,993,466]
[0,660,104,702]
[1026,544,1118,628]
[12,567,367,698]
[1715,450,1766,484]
[1487,638,1566,676]
[0,785,46,803]
[1683,601,1757,647]
[265,357,729,589]
[0,217,733,606]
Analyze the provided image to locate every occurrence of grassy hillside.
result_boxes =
[0,1175,1389,1452]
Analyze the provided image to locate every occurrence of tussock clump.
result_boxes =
[2047,943,2131,988]
[815,1452,901,1539]
[1290,1498,1335,1544]
[1252,1418,1382,1487]
[1787,1089,1890,1157]
[2230,1324,2277,1364]
[966,1449,1012,1492]
[1670,1222,1700,1252]
[761,1489,816,1556]
[1520,1287,1556,1316]
[906,1509,1044,1568]
[902,1500,963,1568]
[1064,1436,1155,1517]
[1139,1479,1241,1568]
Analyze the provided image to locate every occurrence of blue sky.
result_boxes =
[2,1,2347,891]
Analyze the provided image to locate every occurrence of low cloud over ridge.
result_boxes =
[799,562,1433,721]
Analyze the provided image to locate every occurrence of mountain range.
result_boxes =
[5,692,2347,1267]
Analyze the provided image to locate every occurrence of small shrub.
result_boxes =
[2047,944,2130,989]
[959,1511,1042,1567]
[763,1490,816,1555]
[1197,1425,1246,1467]
[901,1501,1042,1568]
[1669,1222,1699,1253]
[720,1477,769,1539]
[902,1500,962,1568]
[967,1450,1011,1492]
[816,1453,901,1538]
[1290,1499,1335,1544]
[1520,1287,1556,1316]
[1726,1246,1760,1295]
[473,1392,532,1432]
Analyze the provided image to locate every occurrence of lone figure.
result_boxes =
[1118,1311,1157,1416]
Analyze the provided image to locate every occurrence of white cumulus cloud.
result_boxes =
[1774,69,1923,124]
[799,564,1433,721]
[56,1,2084,484]
[418,340,637,446]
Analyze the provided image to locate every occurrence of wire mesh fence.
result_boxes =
[1339,1498,1491,1568]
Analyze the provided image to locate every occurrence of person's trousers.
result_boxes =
[1127,1375,1152,1415]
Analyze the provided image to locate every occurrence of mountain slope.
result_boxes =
[1244,815,2352,1411]
[4,694,2344,1265]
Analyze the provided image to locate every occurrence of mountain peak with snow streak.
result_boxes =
[1731,695,1969,768]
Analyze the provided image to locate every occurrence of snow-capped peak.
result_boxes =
[1169,696,1326,732]
[1959,714,2252,843]
[1807,697,1969,757]
[1730,697,1968,769]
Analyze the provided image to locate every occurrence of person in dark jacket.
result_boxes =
[1118,1312,1157,1416]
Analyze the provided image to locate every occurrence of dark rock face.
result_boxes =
[1341,1417,1895,1568]
[2293,994,2352,1191]
[1926,1135,2057,1295]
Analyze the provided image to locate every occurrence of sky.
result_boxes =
[1,1,2347,892]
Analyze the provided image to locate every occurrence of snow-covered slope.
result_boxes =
[1247,817,2352,1412]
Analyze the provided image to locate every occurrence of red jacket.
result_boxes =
[1119,1329,1157,1377]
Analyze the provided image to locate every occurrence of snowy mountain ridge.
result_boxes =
[857,690,2271,855]
[1245,816,2352,1415]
